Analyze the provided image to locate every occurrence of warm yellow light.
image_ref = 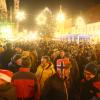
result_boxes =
[36,13,46,25]
[1,26,12,34]
[23,29,27,33]
[76,16,85,27]
[16,11,26,21]
[1,27,13,40]
[54,32,62,38]
[22,31,39,41]
[43,7,50,12]
[96,31,100,36]
[56,12,65,23]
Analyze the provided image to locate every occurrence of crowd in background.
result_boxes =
[0,39,100,100]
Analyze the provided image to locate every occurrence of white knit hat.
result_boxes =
[0,69,13,82]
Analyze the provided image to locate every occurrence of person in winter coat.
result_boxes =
[35,56,55,90]
[0,43,15,68]
[0,69,17,100]
[80,62,100,100]
[40,57,72,100]
[68,58,80,100]
[12,57,40,100]
[7,54,22,73]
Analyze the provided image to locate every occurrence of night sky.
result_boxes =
[6,0,100,30]
[6,0,100,14]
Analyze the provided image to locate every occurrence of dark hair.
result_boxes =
[21,57,31,68]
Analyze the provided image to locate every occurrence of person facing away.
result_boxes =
[0,69,17,100]
[40,57,72,100]
[12,57,40,100]
[80,62,100,100]
[7,54,22,73]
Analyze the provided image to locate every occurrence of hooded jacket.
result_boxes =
[36,62,55,90]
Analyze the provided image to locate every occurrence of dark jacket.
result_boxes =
[80,77,100,100]
[68,58,80,100]
[0,48,15,68]
[7,61,21,73]
[12,68,40,100]
[0,83,17,100]
[40,73,68,100]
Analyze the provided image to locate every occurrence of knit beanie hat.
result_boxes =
[85,62,98,75]
[0,69,13,82]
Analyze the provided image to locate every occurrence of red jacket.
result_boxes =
[12,68,40,100]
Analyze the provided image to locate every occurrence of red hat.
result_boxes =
[0,69,13,82]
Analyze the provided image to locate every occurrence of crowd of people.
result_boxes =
[0,39,100,100]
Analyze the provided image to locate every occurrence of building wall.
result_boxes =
[71,21,100,35]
